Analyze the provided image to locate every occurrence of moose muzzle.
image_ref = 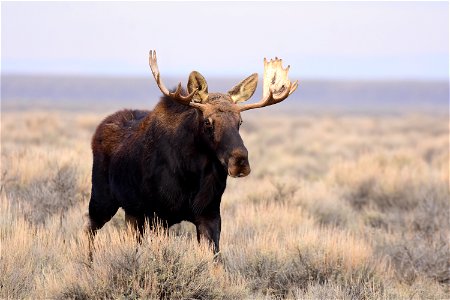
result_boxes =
[227,148,251,178]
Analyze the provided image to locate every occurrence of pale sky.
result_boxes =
[2,2,449,80]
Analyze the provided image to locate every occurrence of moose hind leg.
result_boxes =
[84,189,119,241]
[84,192,119,260]
[84,194,119,235]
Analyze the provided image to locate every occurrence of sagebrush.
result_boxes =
[1,111,448,299]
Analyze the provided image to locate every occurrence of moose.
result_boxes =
[84,50,298,253]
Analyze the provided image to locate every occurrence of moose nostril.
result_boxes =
[230,149,248,167]
[232,155,247,167]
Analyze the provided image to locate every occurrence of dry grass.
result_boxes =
[1,109,448,299]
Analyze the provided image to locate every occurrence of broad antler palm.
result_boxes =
[238,57,298,112]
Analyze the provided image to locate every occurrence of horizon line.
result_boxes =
[2,72,448,83]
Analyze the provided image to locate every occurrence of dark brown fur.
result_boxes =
[85,94,250,253]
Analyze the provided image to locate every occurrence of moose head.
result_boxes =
[149,50,298,178]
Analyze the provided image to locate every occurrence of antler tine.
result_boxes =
[149,50,197,105]
[238,57,298,112]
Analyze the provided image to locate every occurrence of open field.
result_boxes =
[1,108,449,299]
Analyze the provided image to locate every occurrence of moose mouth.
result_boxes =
[228,172,249,178]
[227,163,251,178]
[218,155,251,178]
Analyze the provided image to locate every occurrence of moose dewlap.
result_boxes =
[84,50,298,253]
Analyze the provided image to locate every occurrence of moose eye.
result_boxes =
[204,118,213,127]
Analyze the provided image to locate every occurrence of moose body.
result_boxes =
[89,100,232,252]
[84,51,298,253]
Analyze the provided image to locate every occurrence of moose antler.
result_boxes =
[149,50,198,106]
[238,57,298,112]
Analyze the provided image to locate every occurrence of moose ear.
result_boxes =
[227,73,258,103]
[188,71,209,103]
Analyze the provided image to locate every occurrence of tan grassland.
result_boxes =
[1,109,449,299]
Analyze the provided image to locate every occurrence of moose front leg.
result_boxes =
[195,214,221,254]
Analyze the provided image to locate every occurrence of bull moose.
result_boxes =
[84,50,298,253]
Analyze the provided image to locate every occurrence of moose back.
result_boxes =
[84,50,298,253]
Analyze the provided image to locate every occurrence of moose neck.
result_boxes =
[152,96,201,135]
